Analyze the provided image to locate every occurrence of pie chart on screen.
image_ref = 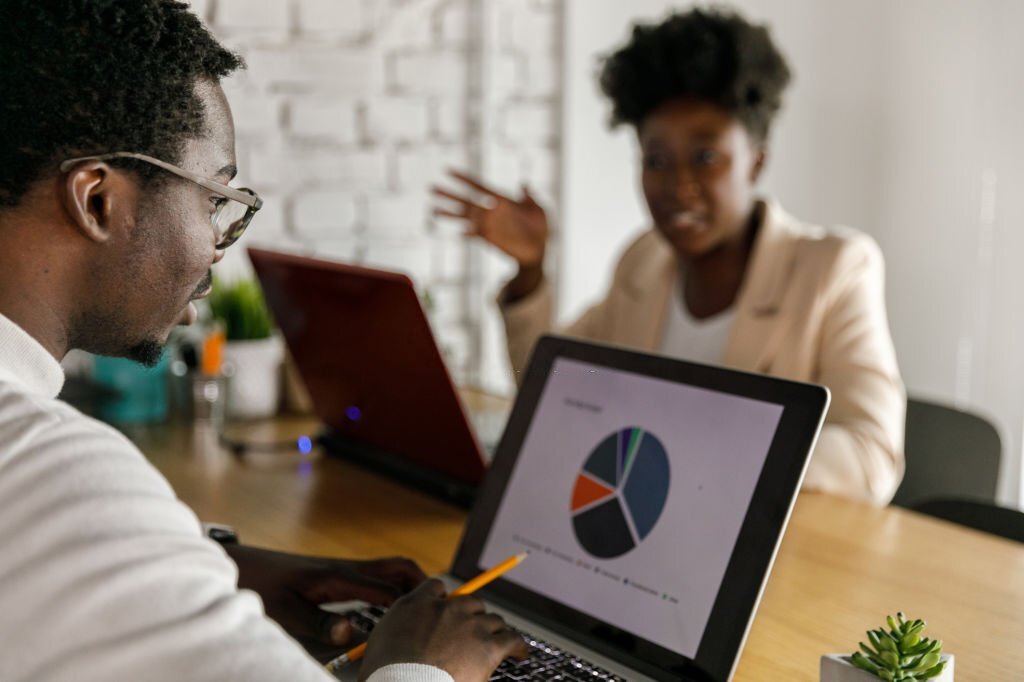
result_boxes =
[570,427,671,558]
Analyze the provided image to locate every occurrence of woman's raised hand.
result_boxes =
[432,170,549,268]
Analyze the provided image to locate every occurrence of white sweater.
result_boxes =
[0,312,451,682]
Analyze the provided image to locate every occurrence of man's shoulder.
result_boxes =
[0,380,134,452]
[0,380,173,499]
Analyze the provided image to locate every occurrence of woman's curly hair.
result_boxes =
[599,6,792,140]
[0,0,243,208]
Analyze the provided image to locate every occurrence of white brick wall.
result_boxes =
[228,90,282,137]
[365,193,432,241]
[502,2,558,52]
[491,53,523,100]
[432,100,468,143]
[215,0,290,37]
[434,235,469,282]
[428,284,466,328]
[364,242,434,283]
[340,149,393,188]
[242,192,288,245]
[310,240,360,262]
[200,0,561,389]
[367,0,439,48]
[248,148,388,190]
[501,101,557,144]
[295,0,366,41]
[437,1,469,47]
[391,51,469,96]
[184,0,210,22]
[395,144,470,192]
[521,147,559,200]
[247,48,381,94]
[287,99,359,144]
[364,99,431,143]
[292,191,359,238]
[523,51,560,97]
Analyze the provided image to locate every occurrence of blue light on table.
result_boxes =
[345,405,363,422]
[296,435,314,476]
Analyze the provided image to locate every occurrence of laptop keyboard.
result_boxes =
[344,605,627,681]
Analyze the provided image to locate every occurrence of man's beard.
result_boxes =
[124,339,166,367]
[123,269,211,367]
[71,309,169,368]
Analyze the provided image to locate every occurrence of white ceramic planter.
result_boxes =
[222,334,284,419]
[820,653,954,682]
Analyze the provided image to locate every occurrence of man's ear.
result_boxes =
[61,162,136,243]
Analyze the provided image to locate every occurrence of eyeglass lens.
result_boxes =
[213,188,257,248]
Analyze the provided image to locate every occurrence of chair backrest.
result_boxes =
[891,398,1001,508]
[913,498,1024,544]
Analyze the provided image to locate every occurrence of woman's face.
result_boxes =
[639,98,765,259]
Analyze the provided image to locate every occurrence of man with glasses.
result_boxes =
[0,2,523,681]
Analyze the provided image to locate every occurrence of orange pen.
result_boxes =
[325,552,529,673]
[200,327,225,376]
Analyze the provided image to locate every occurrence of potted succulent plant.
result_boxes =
[821,613,953,681]
[207,276,283,419]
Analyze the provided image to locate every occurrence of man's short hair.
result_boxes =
[0,0,243,209]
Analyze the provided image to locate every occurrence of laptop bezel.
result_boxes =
[452,335,829,681]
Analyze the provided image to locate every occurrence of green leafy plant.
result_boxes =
[850,613,945,681]
[207,277,274,341]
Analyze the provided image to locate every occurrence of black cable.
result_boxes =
[217,431,319,457]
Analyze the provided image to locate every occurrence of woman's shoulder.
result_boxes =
[769,204,884,275]
[611,228,672,276]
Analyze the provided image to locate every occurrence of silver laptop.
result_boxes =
[343,335,829,681]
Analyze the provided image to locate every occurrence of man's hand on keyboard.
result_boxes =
[359,579,529,681]
[225,544,427,662]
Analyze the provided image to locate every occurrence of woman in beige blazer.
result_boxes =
[433,8,905,506]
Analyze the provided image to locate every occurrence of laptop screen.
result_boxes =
[477,356,783,657]
[453,336,828,681]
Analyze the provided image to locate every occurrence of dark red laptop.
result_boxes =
[248,247,486,505]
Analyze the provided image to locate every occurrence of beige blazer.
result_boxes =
[500,201,906,506]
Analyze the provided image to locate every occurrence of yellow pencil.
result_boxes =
[325,552,529,674]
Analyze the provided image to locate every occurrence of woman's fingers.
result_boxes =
[433,207,471,220]
[431,186,488,210]
[447,169,512,201]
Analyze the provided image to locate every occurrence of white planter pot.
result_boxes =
[820,654,954,682]
[223,334,284,419]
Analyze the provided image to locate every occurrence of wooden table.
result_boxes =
[124,414,1024,681]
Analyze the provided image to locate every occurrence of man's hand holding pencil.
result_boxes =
[335,553,530,681]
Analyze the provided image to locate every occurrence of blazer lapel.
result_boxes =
[724,201,799,373]
[620,234,676,352]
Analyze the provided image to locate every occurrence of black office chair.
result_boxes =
[890,397,1001,508]
[913,498,1024,544]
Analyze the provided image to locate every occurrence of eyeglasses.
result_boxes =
[59,152,263,249]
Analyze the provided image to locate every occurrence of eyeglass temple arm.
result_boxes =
[59,152,261,209]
